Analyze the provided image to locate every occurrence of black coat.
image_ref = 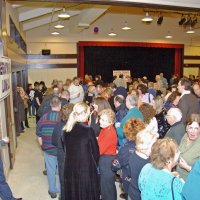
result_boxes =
[63,122,100,200]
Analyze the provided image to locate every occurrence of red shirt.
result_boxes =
[98,125,117,156]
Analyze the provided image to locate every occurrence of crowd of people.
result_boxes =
[8,73,200,200]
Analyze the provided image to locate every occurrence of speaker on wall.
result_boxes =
[42,49,51,55]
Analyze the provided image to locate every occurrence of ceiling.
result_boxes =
[6,0,200,45]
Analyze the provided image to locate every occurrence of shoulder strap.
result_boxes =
[171,176,176,200]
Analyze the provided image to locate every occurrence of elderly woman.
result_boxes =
[138,138,184,200]
[127,128,158,200]
[98,109,118,200]
[112,118,145,199]
[176,114,200,180]
[165,107,185,145]
[116,94,144,146]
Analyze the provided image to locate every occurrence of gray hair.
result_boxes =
[167,108,182,122]
[126,94,138,107]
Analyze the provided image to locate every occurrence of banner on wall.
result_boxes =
[113,70,131,81]
[0,57,11,101]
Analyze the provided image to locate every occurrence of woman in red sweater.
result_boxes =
[98,108,118,200]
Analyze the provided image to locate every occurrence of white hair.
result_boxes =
[167,107,182,122]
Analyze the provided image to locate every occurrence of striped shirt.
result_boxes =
[36,111,61,156]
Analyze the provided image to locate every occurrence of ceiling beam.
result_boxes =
[22,10,80,31]
[7,0,200,11]
[19,7,62,22]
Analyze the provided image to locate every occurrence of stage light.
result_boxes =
[179,15,186,25]
[157,15,163,25]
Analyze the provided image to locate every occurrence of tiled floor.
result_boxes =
[7,117,121,200]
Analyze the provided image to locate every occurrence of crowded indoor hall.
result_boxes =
[0,0,200,200]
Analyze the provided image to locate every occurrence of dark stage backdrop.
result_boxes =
[84,46,175,83]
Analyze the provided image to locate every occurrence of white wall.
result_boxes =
[28,68,77,87]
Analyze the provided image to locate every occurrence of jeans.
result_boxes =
[28,100,36,116]
[0,159,14,200]
[99,155,117,200]
[44,152,60,194]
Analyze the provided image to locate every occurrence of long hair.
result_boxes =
[63,102,90,132]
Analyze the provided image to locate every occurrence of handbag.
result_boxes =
[171,176,176,200]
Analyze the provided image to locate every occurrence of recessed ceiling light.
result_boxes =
[165,35,173,39]
[108,32,117,36]
[122,21,131,30]
[186,27,195,34]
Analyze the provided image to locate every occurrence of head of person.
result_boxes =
[114,95,124,109]
[98,108,115,128]
[95,75,101,81]
[34,82,40,90]
[96,84,103,94]
[119,74,123,79]
[136,128,159,156]
[57,81,64,92]
[61,103,74,121]
[52,87,60,97]
[153,95,164,114]
[40,81,46,87]
[186,114,200,142]
[155,75,161,82]
[51,79,58,88]
[108,82,117,91]
[61,90,70,100]
[63,102,90,132]
[101,87,113,100]
[50,96,61,111]
[139,103,156,124]
[126,94,138,109]
[137,84,148,95]
[178,78,191,93]
[123,118,145,141]
[166,91,181,106]
[92,96,111,113]
[166,108,182,126]
[27,83,32,90]
[193,83,200,97]
[151,138,180,170]
[87,85,96,94]
[73,77,80,86]
[148,82,154,89]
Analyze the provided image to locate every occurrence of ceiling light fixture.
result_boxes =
[186,27,195,34]
[54,21,64,29]
[122,21,131,30]
[142,12,153,22]
[51,31,60,35]
[58,8,70,19]
[165,32,173,39]
[108,29,117,36]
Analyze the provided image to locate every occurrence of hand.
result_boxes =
[2,137,9,143]
[178,157,191,172]
[115,122,120,128]
[77,93,80,97]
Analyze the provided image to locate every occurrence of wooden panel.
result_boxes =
[27,54,77,59]
[27,63,77,69]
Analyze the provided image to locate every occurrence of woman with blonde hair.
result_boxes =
[98,108,118,200]
[138,138,184,200]
[127,128,158,200]
[62,102,100,200]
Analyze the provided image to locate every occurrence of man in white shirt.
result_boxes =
[68,77,84,104]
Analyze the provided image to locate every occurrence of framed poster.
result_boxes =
[0,57,11,101]
[113,70,131,81]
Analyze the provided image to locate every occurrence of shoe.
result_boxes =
[25,125,30,128]
[48,191,57,199]
[14,198,23,200]
[43,170,47,175]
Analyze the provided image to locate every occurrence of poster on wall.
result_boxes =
[113,70,131,81]
[0,57,11,101]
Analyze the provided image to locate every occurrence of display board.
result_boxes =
[0,57,11,101]
[113,70,131,80]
